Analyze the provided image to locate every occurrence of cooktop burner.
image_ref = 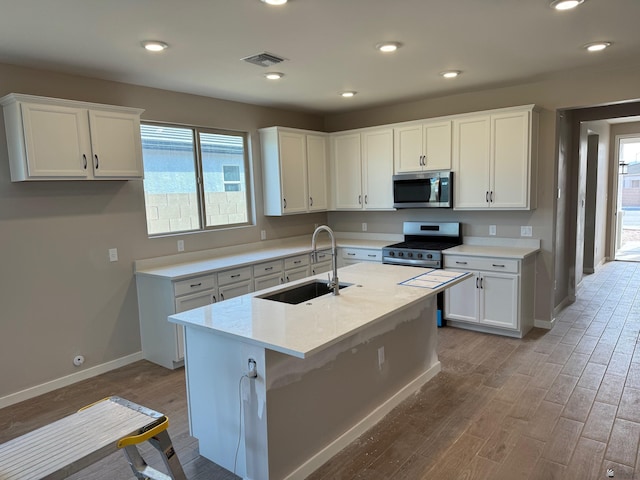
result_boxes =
[382,221,462,268]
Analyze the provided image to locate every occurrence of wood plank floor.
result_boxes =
[1,260,639,479]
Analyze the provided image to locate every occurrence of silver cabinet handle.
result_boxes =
[347,252,356,256]
[94,154,99,170]
[230,274,240,278]
[364,195,368,204]
[190,282,202,288]
[358,195,362,205]
[82,154,87,169]
[490,191,494,203]
[367,254,377,258]
[486,191,489,203]
[476,277,479,288]
[455,261,468,265]
[492,264,505,268]
[264,266,273,271]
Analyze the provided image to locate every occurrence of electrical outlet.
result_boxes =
[489,225,497,236]
[378,346,385,370]
[247,358,258,378]
[362,222,367,232]
[260,230,266,240]
[108,248,118,262]
[521,226,533,237]
[177,240,184,252]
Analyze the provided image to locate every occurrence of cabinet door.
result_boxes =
[311,260,332,275]
[394,124,423,173]
[479,272,519,330]
[423,121,452,171]
[174,289,218,360]
[254,272,283,292]
[444,272,479,323]
[219,280,252,301]
[306,134,328,211]
[453,116,491,209]
[362,129,394,209]
[285,265,311,283]
[88,110,143,178]
[332,133,362,209]
[490,111,530,209]
[278,131,308,213]
[20,103,90,178]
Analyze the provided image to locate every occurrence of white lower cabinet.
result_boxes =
[311,249,333,275]
[284,254,311,282]
[444,254,534,338]
[253,259,284,291]
[218,266,252,301]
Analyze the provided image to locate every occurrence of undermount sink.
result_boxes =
[257,280,352,305]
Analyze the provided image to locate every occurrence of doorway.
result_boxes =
[614,135,640,262]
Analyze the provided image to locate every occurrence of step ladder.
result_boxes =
[0,396,187,480]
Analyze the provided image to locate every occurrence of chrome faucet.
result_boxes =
[311,225,339,295]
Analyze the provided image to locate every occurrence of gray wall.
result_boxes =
[0,62,327,401]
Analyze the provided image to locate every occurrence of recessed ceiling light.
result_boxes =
[376,42,402,53]
[550,0,584,10]
[265,72,284,80]
[341,91,357,98]
[585,41,612,52]
[261,0,288,5]
[441,70,461,78]
[142,41,168,52]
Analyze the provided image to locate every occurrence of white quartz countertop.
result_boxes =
[443,244,540,260]
[135,236,395,281]
[169,262,470,359]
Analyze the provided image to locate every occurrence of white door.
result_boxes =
[362,129,394,209]
[306,134,328,211]
[21,103,90,178]
[394,124,423,173]
[278,131,308,213]
[453,116,491,209]
[332,133,362,209]
[491,111,530,208]
[479,272,518,329]
[89,110,143,177]
[423,121,452,171]
[444,272,479,323]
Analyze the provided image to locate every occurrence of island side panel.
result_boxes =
[183,326,269,479]
[264,297,439,480]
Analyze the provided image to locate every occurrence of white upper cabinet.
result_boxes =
[453,105,538,210]
[394,120,452,173]
[260,127,328,216]
[0,93,144,181]
[331,128,394,210]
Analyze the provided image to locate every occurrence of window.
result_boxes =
[140,123,251,235]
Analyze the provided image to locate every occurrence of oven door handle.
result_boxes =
[382,258,439,268]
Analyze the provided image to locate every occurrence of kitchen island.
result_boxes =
[169,262,469,480]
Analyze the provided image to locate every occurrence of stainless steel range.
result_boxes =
[382,221,462,269]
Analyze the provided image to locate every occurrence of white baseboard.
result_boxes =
[0,351,144,409]
[534,317,556,330]
[283,362,442,480]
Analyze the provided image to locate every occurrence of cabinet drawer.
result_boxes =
[444,256,519,273]
[217,266,252,286]
[341,248,382,262]
[253,259,283,277]
[173,275,216,297]
[284,254,310,269]
[312,249,332,264]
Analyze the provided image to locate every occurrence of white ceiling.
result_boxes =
[1,0,639,114]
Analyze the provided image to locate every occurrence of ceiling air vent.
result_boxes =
[241,52,287,68]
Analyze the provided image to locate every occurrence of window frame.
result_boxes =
[140,121,253,237]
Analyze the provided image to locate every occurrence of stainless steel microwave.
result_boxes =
[392,171,453,208]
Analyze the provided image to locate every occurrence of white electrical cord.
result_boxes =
[234,374,249,475]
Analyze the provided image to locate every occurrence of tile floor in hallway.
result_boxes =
[0,260,638,479]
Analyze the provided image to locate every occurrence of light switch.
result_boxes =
[260,230,267,240]
[362,222,367,232]
[521,226,533,237]
[108,248,118,262]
